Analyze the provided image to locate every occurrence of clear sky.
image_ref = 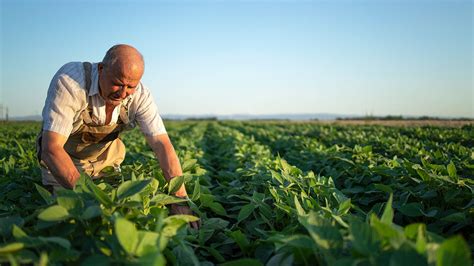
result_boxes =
[1,0,472,118]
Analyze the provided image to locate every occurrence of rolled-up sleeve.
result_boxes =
[133,84,167,136]
[42,63,84,137]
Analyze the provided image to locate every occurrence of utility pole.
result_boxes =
[5,107,8,121]
[0,104,3,120]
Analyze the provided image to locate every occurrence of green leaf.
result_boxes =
[149,178,159,195]
[370,215,405,249]
[135,231,160,256]
[35,184,54,205]
[182,159,197,172]
[0,242,24,254]
[398,202,423,217]
[0,216,24,237]
[138,252,166,266]
[117,179,152,200]
[381,194,393,225]
[420,208,438,217]
[200,195,227,216]
[294,196,306,216]
[237,204,256,222]
[162,215,200,238]
[168,176,185,195]
[39,252,49,266]
[389,244,427,266]
[446,161,457,181]
[85,178,113,207]
[404,223,425,239]
[151,193,187,206]
[205,246,226,263]
[373,183,393,194]
[172,244,200,266]
[221,258,263,266]
[412,164,431,182]
[229,230,250,253]
[270,234,315,250]
[81,205,102,220]
[115,218,138,255]
[349,217,380,256]
[165,215,200,223]
[436,236,471,266]
[38,205,70,222]
[207,202,227,216]
[338,198,351,215]
[38,236,71,249]
[11,225,27,239]
[270,170,284,185]
[440,212,466,222]
[405,224,427,254]
[202,218,229,231]
[267,252,294,266]
[191,179,200,201]
[299,211,342,252]
[56,190,84,214]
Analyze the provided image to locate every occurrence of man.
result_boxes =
[37,44,198,228]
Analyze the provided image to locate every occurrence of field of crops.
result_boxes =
[0,121,472,265]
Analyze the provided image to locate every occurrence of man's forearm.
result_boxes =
[156,146,183,181]
[42,147,80,189]
[156,147,187,198]
[146,134,186,197]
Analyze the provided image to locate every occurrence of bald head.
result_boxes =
[98,44,144,106]
[102,44,144,79]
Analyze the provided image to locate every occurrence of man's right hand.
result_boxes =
[41,131,80,189]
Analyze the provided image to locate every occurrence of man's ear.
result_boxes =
[98,63,104,73]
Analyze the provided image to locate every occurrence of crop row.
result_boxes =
[0,121,472,265]
[226,122,473,238]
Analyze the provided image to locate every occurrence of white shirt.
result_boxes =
[42,62,167,137]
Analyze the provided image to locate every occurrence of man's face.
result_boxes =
[98,63,142,106]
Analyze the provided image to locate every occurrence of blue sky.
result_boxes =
[1,0,472,118]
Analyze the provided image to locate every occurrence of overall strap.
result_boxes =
[37,62,93,162]
[82,62,93,124]
[82,62,93,93]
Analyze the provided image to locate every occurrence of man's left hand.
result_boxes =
[169,203,200,230]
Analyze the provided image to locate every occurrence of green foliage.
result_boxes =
[0,121,472,265]
[436,236,471,266]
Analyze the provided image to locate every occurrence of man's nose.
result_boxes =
[119,86,129,98]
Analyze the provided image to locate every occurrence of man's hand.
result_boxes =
[145,134,200,229]
[169,203,200,229]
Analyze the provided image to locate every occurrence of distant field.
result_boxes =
[321,119,473,127]
[243,119,474,127]
[0,121,472,265]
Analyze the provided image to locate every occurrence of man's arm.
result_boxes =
[145,133,187,197]
[41,131,80,189]
[145,133,200,229]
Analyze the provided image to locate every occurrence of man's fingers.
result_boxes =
[169,204,200,229]
[190,220,200,230]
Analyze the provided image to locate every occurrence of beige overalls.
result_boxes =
[37,62,130,190]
